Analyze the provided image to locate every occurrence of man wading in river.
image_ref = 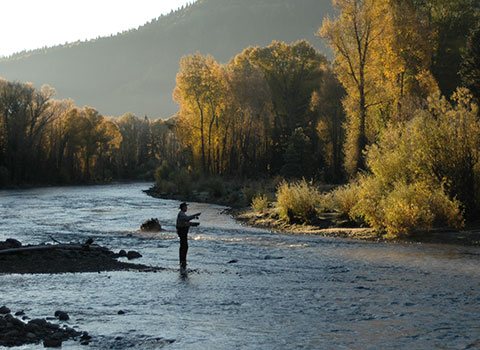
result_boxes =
[176,202,200,271]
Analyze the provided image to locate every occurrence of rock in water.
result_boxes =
[43,338,62,348]
[54,311,69,321]
[0,238,22,250]
[0,310,84,348]
[127,251,142,260]
[140,218,162,232]
[118,249,127,257]
[5,239,21,248]
[0,305,11,314]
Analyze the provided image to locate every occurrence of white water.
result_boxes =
[1,183,479,349]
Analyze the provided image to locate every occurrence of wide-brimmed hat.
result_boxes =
[179,202,188,209]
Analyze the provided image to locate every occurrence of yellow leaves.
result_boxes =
[276,179,323,223]
[336,89,478,237]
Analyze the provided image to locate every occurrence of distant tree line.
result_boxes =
[0,79,180,186]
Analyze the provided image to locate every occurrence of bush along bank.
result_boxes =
[237,179,480,245]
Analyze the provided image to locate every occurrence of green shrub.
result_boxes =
[251,194,269,213]
[276,179,322,224]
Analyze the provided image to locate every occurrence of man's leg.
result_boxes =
[178,231,188,269]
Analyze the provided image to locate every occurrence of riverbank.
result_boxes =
[232,207,480,246]
[232,208,380,240]
[145,180,480,246]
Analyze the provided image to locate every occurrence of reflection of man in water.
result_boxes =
[176,202,200,270]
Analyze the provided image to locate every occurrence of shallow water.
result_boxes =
[1,183,479,349]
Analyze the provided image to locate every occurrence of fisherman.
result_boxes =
[176,202,200,270]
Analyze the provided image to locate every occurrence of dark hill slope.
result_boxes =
[0,0,333,117]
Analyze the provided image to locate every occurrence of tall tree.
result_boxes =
[173,53,225,174]
[379,0,437,120]
[319,0,389,176]
[247,40,327,174]
[460,22,480,102]
[415,0,480,97]
[311,69,346,182]
[0,80,56,183]
[224,52,273,176]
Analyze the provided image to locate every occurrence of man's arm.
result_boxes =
[186,212,201,220]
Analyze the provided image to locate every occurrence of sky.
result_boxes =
[0,0,193,58]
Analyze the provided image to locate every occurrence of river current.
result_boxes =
[0,183,479,349]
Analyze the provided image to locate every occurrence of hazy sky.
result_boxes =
[0,0,193,57]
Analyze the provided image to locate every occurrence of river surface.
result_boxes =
[0,183,479,349]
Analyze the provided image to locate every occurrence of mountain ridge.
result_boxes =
[0,0,333,117]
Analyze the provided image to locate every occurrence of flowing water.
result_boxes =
[0,183,479,349]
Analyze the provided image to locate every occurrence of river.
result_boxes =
[0,183,479,349]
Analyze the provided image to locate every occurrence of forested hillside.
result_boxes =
[0,0,333,117]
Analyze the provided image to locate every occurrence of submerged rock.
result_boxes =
[127,251,142,260]
[264,255,284,260]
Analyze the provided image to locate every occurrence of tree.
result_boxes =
[311,69,346,182]
[246,40,327,174]
[173,53,225,174]
[416,0,480,97]
[319,0,390,175]
[280,128,315,179]
[379,0,437,120]
[116,113,151,178]
[460,22,480,102]
[224,51,273,176]
[334,89,479,236]
[0,80,56,183]
[44,99,76,182]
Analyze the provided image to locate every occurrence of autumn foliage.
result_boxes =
[1,0,479,239]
